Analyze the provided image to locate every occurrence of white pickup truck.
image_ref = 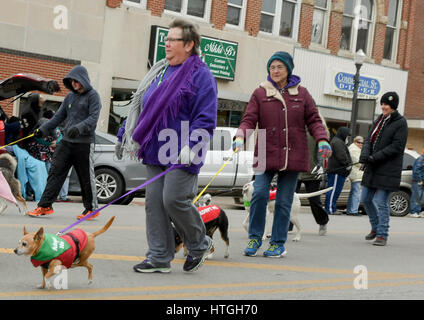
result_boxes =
[198,127,254,197]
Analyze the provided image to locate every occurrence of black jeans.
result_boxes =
[38,140,97,210]
[295,179,329,226]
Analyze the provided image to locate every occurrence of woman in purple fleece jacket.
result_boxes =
[233,51,332,258]
[125,19,217,274]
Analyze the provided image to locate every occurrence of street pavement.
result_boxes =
[1,196,424,302]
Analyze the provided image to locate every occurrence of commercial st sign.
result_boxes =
[148,26,238,81]
[324,68,382,99]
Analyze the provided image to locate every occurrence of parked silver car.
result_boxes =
[68,130,147,205]
[69,127,254,205]
[299,149,423,216]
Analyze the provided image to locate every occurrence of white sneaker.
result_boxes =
[408,213,421,218]
[419,212,424,218]
[319,224,327,236]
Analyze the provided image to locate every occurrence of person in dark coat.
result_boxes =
[325,126,352,214]
[359,91,408,246]
[28,65,102,220]
[233,51,331,258]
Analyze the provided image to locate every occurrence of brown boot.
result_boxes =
[365,230,377,240]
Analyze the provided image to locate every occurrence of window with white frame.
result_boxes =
[165,0,210,19]
[259,0,300,38]
[226,0,246,27]
[123,0,146,8]
[340,0,376,55]
[383,0,402,61]
[311,0,330,45]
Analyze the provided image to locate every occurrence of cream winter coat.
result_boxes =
[348,143,363,182]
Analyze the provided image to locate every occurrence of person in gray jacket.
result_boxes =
[28,65,101,220]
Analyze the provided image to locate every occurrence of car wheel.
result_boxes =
[95,168,125,204]
[389,190,410,217]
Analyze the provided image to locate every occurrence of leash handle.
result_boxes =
[57,164,185,235]
[0,133,35,150]
[193,149,238,204]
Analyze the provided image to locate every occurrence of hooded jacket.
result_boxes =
[327,127,352,177]
[39,66,101,144]
[236,75,329,172]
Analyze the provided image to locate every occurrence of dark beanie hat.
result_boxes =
[267,51,294,76]
[380,91,399,110]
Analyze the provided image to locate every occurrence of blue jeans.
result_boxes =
[347,181,362,214]
[325,173,346,214]
[361,186,391,239]
[249,170,299,246]
[410,181,424,214]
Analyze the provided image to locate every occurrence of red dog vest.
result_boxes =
[197,205,221,223]
[269,187,277,201]
[31,229,88,269]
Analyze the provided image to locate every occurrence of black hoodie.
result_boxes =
[39,65,101,144]
[327,127,352,177]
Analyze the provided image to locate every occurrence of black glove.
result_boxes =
[67,127,80,139]
[367,155,376,164]
[33,128,43,138]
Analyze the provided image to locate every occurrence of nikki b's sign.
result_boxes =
[148,25,238,81]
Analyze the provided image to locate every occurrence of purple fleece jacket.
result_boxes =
[139,64,218,174]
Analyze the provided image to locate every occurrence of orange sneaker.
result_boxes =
[76,209,100,221]
[27,206,54,217]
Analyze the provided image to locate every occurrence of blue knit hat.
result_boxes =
[267,51,294,76]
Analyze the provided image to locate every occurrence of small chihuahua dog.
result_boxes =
[14,216,115,289]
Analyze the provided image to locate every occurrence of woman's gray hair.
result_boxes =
[169,18,201,56]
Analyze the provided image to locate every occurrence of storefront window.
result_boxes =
[165,0,210,20]
[340,0,375,55]
[311,0,330,46]
[383,0,401,61]
[226,0,246,28]
[260,0,300,39]
[217,98,247,127]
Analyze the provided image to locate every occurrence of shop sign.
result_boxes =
[324,69,382,99]
[148,26,238,81]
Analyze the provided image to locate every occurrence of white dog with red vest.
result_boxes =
[242,181,333,242]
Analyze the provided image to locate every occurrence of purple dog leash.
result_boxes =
[57,164,185,235]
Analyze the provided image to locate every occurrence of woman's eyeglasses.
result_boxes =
[164,37,184,43]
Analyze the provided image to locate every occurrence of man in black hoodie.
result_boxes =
[325,127,352,215]
[28,65,101,220]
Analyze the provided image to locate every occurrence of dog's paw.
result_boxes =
[45,280,52,290]
[88,280,93,285]
[292,236,301,242]
[37,284,45,289]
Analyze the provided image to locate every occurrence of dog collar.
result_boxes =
[31,233,71,262]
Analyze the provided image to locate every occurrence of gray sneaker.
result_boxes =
[319,224,327,236]
[133,259,171,273]
[183,237,213,273]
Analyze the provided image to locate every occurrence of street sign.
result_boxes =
[148,26,238,81]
